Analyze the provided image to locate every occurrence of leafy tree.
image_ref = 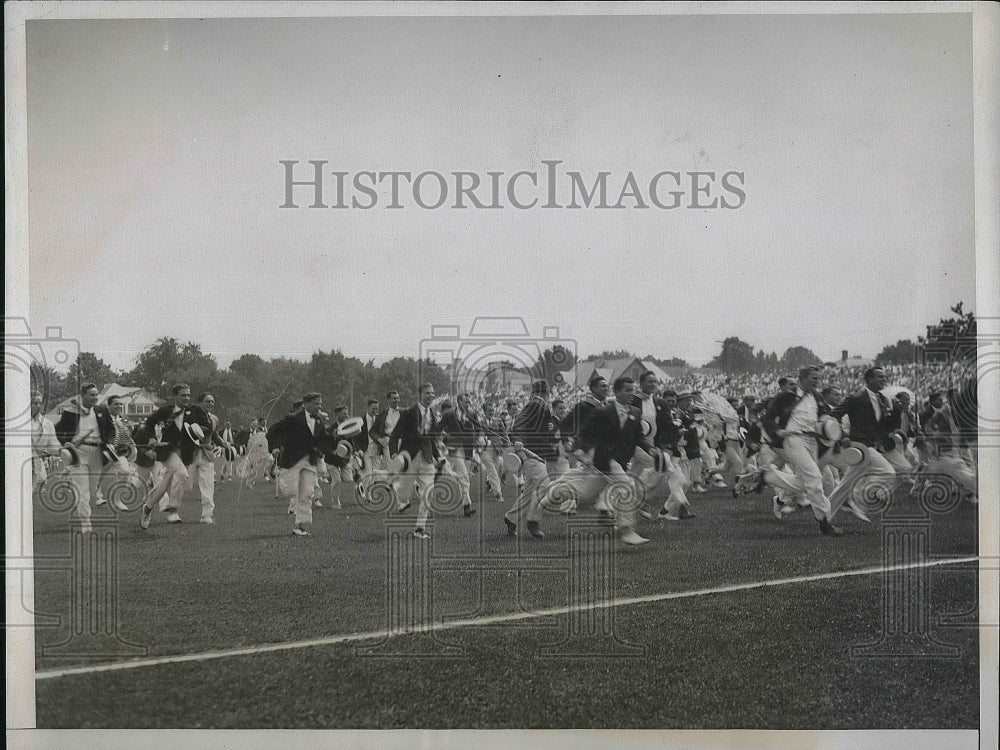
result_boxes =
[780,346,822,371]
[126,338,218,398]
[68,352,119,390]
[707,337,759,372]
[875,339,917,366]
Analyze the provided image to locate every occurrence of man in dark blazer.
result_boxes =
[826,366,901,519]
[636,386,695,522]
[138,383,213,529]
[369,391,402,470]
[560,376,609,445]
[529,377,652,546]
[436,393,480,517]
[502,380,561,539]
[54,382,116,532]
[388,383,440,540]
[266,392,330,536]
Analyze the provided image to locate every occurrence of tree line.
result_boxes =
[31,303,975,423]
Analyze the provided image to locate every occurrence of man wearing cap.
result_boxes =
[503,380,561,539]
[760,366,842,536]
[827,366,901,519]
[54,383,117,532]
[29,391,61,496]
[138,383,213,529]
[266,392,330,536]
[388,383,441,539]
[531,377,651,545]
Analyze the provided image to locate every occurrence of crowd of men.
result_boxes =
[30,363,980,542]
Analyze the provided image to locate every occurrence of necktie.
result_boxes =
[877,393,890,424]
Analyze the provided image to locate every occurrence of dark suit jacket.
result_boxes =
[651,398,682,453]
[510,397,559,461]
[580,401,652,473]
[562,395,603,444]
[355,412,377,452]
[54,402,116,462]
[437,409,480,460]
[389,403,440,461]
[266,409,330,469]
[830,390,900,450]
[142,404,214,465]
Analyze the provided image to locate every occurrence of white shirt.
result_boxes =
[419,405,433,434]
[74,408,100,443]
[385,408,400,435]
[866,388,882,422]
[305,411,316,435]
[32,413,60,457]
[786,389,819,435]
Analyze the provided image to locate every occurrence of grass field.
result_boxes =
[29,465,980,729]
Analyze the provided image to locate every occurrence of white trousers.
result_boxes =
[828,445,896,517]
[143,453,189,512]
[537,460,638,532]
[763,435,830,521]
[189,453,216,520]
[392,453,438,529]
[278,457,319,527]
[67,445,104,522]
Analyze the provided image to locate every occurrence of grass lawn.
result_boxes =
[30,466,980,728]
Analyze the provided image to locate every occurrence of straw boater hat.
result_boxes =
[841,443,866,466]
[184,422,206,443]
[336,417,364,439]
[817,415,843,447]
[387,451,411,474]
[60,443,81,467]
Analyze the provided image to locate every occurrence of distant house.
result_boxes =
[574,358,673,388]
[46,383,161,425]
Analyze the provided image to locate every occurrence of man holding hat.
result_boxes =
[530,377,651,545]
[826,366,902,519]
[675,390,709,494]
[436,393,480,517]
[138,383,213,529]
[503,379,561,539]
[186,392,234,524]
[388,383,441,539]
[54,383,116,531]
[760,366,842,536]
[266,392,330,536]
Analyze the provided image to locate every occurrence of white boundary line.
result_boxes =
[34,555,981,681]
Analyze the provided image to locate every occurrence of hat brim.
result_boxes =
[336,417,364,438]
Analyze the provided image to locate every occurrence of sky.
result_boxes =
[25,12,976,373]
